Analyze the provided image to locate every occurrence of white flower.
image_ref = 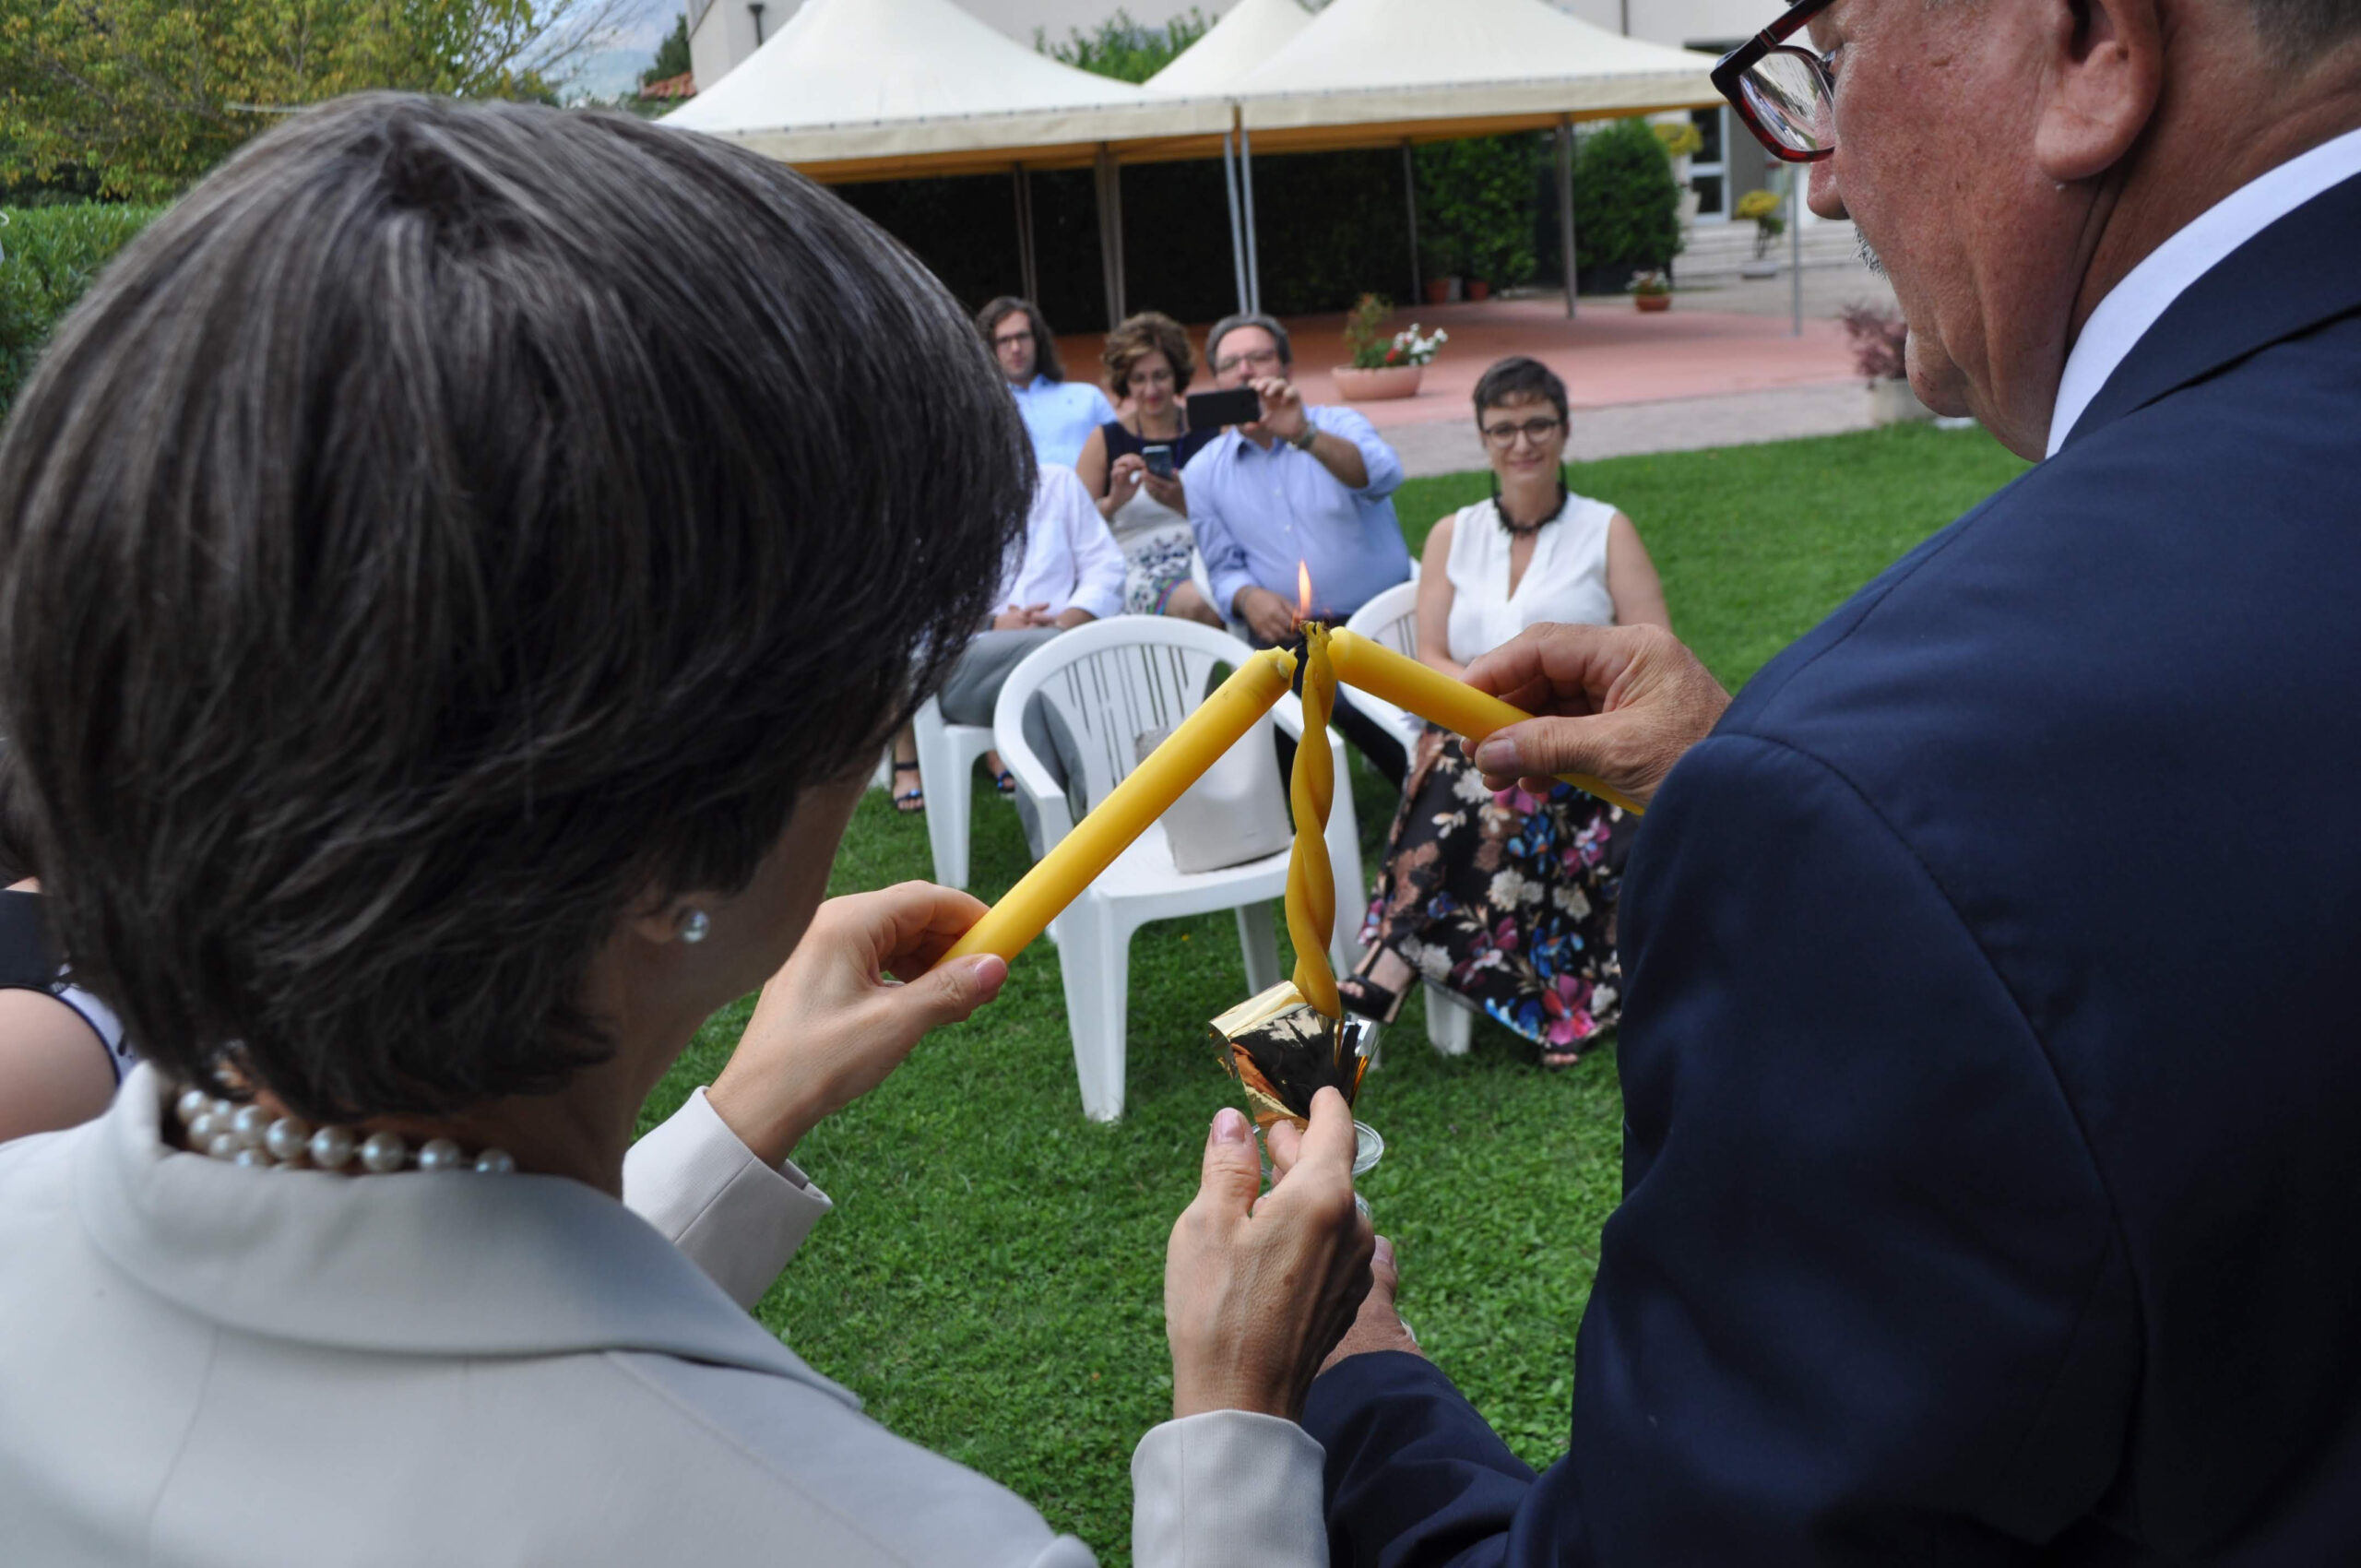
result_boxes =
[1551,885,1593,919]
[1453,768,1493,804]
[1399,938,1451,980]
[1489,869,1541,909]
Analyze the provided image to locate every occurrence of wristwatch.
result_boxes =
[1287,423,1318,452]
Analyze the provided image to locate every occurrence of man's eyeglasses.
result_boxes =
[1712,0,1839,163]
[1481,415,1565,447]
[992,329,1035,350]
[1213,347,1282,377]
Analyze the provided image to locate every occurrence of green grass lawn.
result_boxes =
[641,422,2031,1561]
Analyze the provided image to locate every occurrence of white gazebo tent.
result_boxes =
[663,0,1231,325]
[1143,0,1314,311]
[1174,0,1724,315]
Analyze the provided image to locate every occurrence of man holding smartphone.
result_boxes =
[1182,313,1414,785]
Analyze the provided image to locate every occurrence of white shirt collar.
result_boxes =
[2047,125,2361,456]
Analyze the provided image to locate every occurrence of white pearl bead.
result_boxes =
[176,1087,213,1124]
[358,1131,408,1174]
[229,1105,272,1147]
[264,1117,311,1162]
[309,1124,356,1170]
[473,1147,516,1174]
[415,1138,466,1172]
[232,1146,269,1168]
[207,1133,240,1159]
[188,1111,224,1143]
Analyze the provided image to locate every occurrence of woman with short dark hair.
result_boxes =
[1341,356,1669,1067]
[1074,310,1223,627]
[0,94,1367,1566]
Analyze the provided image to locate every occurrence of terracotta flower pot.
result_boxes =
[1466,279,1492,302]
[1634,292,1671,313]
[1333,364,1424,401]
[1423,278,1454,305]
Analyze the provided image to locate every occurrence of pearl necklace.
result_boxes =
[173,1087,515,1174]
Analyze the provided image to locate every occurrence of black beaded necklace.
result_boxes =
[1490,469,1572,538]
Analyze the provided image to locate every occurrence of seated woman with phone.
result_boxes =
[1073,312,1223,629]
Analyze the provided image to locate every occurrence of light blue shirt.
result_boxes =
[1183,405,1411,624]
[1010,375,1118,469]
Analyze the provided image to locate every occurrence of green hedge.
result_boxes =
[1572,117,1683,278]
[1,205,160,417]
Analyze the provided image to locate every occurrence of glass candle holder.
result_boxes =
[1257,1119,1384,1218]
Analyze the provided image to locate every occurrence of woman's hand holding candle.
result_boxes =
[1326,626,1652,816]
[1286,625,1341,1018]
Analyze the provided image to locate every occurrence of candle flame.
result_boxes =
[1297,561,1313,624]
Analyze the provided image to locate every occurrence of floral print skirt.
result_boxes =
[1342,724,1632,1060]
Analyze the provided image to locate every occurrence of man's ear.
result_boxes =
[2035,0,2165,183]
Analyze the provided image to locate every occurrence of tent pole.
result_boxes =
[1240,123,1263,315]
[1222,127,1249,314]
[1789,167,1804,336]
[1403,139,1420,304]
[1557,117,1578,320]
[1094,144,1126,329]
[1013,165,1039,306]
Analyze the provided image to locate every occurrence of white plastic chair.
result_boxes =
[1339,576,1477,1058]
[1339,577,1427,764]
[910,694,998,890]
[994,618,1363,1121]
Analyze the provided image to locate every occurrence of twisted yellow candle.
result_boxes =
[939,646,1299,967]
[1326,627,1645,816]
[1287,625,1341,1018]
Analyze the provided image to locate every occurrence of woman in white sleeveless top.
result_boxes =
[1340,357,1668,1066]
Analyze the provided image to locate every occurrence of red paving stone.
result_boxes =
[1053,295,1860,430]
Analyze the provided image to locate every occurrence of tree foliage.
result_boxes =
[0,0,622,200]
[1037,6,1210,83]
[1573,116,1683,273]
[639,9,687,88]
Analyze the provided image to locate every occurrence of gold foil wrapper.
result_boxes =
[1210,980,1370,1131]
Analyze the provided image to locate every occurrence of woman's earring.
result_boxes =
[679,909,711,944]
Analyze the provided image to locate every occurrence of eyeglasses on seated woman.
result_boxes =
[0,93,1370,1568]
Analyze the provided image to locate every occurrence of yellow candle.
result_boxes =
[939,646,1299,966]
[1287,625,1340,1018]
[1326,626,1646,816]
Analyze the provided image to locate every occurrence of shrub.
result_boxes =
[1413,134,1544,285]
[1573,117,1683,275]
[0,204,160,417]
[1841,303,1911,383]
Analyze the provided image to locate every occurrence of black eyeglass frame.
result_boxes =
[1710,0,1841,165]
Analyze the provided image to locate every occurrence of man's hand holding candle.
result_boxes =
[1460,622,1731,810]
[1164,1088,1375,1420]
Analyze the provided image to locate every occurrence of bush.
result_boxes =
[1413,134,1544,286]
[1,205,160,417]
[1573,117,1683,276]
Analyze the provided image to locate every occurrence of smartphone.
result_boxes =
[1143,443,1175,480]
[1186,386,1264,431]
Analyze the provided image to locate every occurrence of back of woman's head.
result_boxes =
[0,94,1031,1121]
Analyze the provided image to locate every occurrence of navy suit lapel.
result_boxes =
[2061,168,2361,450]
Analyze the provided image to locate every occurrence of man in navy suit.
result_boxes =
[1261,0,2361,1560]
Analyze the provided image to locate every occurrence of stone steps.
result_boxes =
[1676,219,1864,279]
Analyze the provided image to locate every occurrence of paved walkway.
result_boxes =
[1054,261,1912,477]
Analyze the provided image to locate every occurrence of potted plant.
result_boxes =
[1841,303,1933,423]
[1630,269,1672,313]
[1335,293,1448,400]
[1736,187,1785,279]
[1418,232,1464,305]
